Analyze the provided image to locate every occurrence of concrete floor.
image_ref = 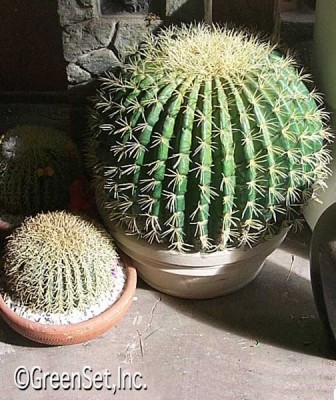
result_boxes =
[0,104,335,399]
[1,228,336,400]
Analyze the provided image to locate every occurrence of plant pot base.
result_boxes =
[136,261,266,300]
[110,233,285,299]
[97,194,287,299]
[0,263,137,346]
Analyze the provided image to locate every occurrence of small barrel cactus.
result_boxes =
[0,125,82,216]
[3,211,119,313]
[90,24,332,252]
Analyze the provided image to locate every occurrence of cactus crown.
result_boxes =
[0,125,81,216]
[3,212,118,313]
[90,24,332,252]
[135,25,275,78]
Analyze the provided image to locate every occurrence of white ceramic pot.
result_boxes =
[97,194,288,299]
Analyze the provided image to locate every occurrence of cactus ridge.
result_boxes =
[90,24,332,252]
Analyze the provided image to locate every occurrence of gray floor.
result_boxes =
[0,104,335,399]
[1,228,336,400]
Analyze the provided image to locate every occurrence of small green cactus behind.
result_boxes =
[0,125,82,216]
[90,24,332,252]
[3,211,118,313]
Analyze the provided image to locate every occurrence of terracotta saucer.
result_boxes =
[0,261,137,346]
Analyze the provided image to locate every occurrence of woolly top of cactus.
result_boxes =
[126,24,286,79]
[1,125,77,159]
[3,212,119,313]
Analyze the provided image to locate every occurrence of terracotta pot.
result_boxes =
[97,192,288,299]
[311,203,336,346]
[0,262,137,346]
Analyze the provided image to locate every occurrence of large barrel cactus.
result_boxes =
[90,24,332,252]
[0,125,82,216]
[3,212,118,313]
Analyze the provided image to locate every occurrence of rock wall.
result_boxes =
[57,0,203,91]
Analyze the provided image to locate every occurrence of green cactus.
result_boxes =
[0,125,82,216]
[90,24,332,252]
[3,211,118,313]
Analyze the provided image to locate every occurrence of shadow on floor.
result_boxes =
[0,319,47,348]
[280,225,312,260]
[138,261,336,360]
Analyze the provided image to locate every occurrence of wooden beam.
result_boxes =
[204,0,213,24]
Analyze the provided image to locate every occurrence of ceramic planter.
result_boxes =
[97,194,287,299]
[0,263,137,346]
[311,202,336,346]
[304,0,336,229]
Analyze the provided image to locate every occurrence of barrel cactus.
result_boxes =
[3,211,119,313]
[0,125,82,216]
[89,24,332,252]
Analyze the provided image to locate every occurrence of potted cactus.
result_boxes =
[0,211,136,345]
[89,24,331,299]
[0,125,85,240]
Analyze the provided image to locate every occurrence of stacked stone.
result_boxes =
[57,0,162,89]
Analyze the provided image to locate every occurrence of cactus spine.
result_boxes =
[3,212,118,313]
[90,24,332,252]
[0,125,82,216]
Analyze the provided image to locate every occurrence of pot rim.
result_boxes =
[107,222,289,267]
[0,260,137,335]
[96,185,289,266]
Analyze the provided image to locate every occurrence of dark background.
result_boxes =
[213,0,275,33]
[0,0,67,92]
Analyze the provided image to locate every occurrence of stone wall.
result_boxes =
[57,0,203,92]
